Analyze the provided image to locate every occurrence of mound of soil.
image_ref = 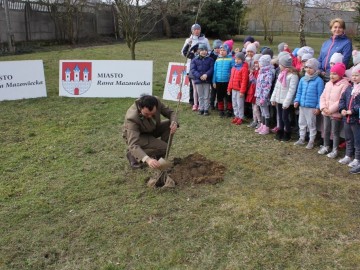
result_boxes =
[168,153,226,185]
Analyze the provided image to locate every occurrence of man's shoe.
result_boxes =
[203,110,209,116]
[198,110,204,115]
[126,152,142,169]
[350,165,360,174]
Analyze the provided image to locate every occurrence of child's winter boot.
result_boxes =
[275,129,284,141]
[282,131,291,142]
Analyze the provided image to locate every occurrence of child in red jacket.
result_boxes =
[227,52,249,125]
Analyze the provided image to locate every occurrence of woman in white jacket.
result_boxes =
[271,53,299,141]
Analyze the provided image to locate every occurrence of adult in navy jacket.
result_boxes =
[318,18,352,81]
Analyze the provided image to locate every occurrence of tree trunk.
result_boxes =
[130,41,136,60]
[298,1,307,47]
[162,15,171,38]
[4,0,15,52]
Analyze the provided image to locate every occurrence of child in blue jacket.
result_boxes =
[293,58,324,149]
[213,44,234,117]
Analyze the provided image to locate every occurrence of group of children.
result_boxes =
[185,36,360,175]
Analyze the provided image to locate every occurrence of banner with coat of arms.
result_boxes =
[162,62,190,103]
[59,60,152,98]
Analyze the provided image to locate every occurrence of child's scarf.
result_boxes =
[234,63,243,70]
[278,69,288,87]
[304,71,320,82]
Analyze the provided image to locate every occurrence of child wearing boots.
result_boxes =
[270,53,299,141]
[227,52,249,125]
[318,62,350,158]
[293,58,324,149]
[338,65,360,173]
[209,39,222,110]
[213,44,234,117]
[190,43,214,116]
[254,55,274,135]
[246,54,262,128]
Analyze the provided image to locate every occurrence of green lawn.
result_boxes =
[0,38,359,269]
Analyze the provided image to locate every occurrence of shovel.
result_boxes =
[152,56,185,188]
[153,131,175,187]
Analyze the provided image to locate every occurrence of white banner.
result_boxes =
[0,60,47,101]
[162,62,190,103]
[59,60,152,98]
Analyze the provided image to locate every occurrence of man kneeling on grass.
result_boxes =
[123,95,178,169]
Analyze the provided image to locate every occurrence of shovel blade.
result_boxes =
[158,158,172,171]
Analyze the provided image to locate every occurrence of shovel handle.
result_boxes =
[165,133,173,160]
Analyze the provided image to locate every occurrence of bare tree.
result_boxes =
[113,0,162,60]
[290,0,337,47]
[40,0,88,44]
[311,0,334,9]
[151,0,187,38]
[245,0,292,43]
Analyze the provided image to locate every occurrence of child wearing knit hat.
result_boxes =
[209,40,222,109]
[294,58,324,149]
[224,39,236,58]
[318,62,350,158]
[190,44,214,116]
[277,42,300,70]
[298,53,313,78]
[297,46,315,58]
[246,54,262,128]
[338,65,360,173]
[270,53,299,141]
[213,44,235,117]
[227,52,249,125]
[242,36,255,54]
[296,46,315,72]
[245,43,258,70]
[254,55,274,135]
[181,24,211,106]
[261,47,274,59]
[330,53,344,67]
[345,50,360,79]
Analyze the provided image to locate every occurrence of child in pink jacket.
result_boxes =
[319,63,350,158]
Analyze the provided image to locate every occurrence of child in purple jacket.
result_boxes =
[254,55,274,135]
